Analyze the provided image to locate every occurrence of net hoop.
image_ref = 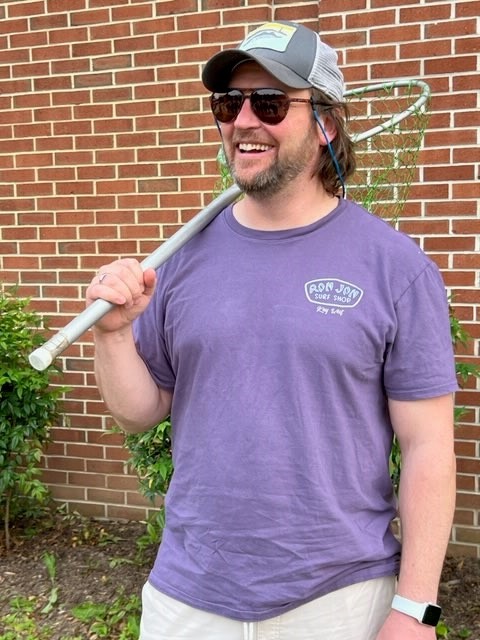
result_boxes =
[345,79,431,143]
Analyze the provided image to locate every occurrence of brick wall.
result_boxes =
[0,0,478,555]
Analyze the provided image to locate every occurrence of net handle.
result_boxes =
[345,79,431,143]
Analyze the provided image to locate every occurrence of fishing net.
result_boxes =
[346,80,430,223]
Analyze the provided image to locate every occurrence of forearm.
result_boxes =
[94,326,172,433]
[396,443,456,600]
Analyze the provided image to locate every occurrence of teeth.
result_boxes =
[238,143,271,152]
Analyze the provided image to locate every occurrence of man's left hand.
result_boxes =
[376,610,437,639]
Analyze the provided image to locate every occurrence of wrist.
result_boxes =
[92,324,134,341]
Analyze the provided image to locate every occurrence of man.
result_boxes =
[87,20,457,640]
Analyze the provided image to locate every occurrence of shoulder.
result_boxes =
[341,199,432,266]
[335,199,447,303]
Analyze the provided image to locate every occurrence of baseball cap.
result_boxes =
[202,20,345,103]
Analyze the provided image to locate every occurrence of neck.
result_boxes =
[233,180,339,231]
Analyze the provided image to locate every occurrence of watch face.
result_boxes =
[422,604,442,626]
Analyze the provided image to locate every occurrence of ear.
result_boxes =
[313,111,337,146]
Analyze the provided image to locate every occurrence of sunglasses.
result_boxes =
[210,88,317,125]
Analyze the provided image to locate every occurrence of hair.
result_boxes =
[310,88,356,196]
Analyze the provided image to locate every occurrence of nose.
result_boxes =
[234,95,261,128]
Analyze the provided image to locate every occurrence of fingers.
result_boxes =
[88,259,155,308]
[142,268,157,297]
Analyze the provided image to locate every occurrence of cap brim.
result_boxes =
[202,49,312,92]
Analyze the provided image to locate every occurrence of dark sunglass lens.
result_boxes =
[211,91,244,123]
[250,89,289,124]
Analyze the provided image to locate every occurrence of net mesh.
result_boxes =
[345,81,430,224]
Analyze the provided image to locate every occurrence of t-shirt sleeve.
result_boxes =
[384,262,458,400]
[132,280,176,391]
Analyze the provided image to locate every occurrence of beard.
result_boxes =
[225,126,318,200]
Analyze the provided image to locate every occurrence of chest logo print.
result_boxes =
[305,278,364,309]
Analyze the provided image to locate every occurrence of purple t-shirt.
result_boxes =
[133,198,457,621]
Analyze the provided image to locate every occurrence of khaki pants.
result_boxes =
[140,575,396,640]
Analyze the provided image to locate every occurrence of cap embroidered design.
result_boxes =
[202,20,345,103]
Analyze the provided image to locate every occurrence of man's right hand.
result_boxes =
[86,258,157,334]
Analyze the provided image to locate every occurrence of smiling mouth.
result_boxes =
[238,143,272,153]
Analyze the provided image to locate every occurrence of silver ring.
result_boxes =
[98,272,109,284]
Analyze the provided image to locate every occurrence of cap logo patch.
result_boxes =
[240,22,296,53]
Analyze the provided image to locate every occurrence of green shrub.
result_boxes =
[114,419,172,548]
[0,287,66,551]
[122,419,173,500]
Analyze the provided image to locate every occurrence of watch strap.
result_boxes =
[391,594,441,626]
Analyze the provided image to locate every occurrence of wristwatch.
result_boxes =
[391,594,442,626]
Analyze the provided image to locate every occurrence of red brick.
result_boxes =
[426,201,477,217]
[115,68,155,85]
[66,501,105,518]
[455,37,480,54]
[92,86,132,103]
[113,4,154,21]
[423,165,475,182]
[93,54,132,71]
[87,488,125,504]
[319,0,367,12]
[456,491,480,509]
[113,35,154,53]
[453,73,480,91]
[0,197,35,213]
[426,18,476,39]
[8,1,45,17]
[223,7,272,26]
[72,40,112,58]
[0,47,30,64]
[1,17,29,33]
[96,179,136,194]
[87,459,126,474]
[50,26,88,45]
[454,509,475,525]
[47,0,86,10]
[400,4,451,22]
[456,527,480,545]
[106,505,145,520]
[41,470,68,485]
[371,24,421,44]
[452,183,480,199]
[46,456,86,471]
[443,271,476,287]
[74,72,113,88]
[93,118,132,134]
[426,55,478,75]
[118,163,158,178]
[452,219,480,235]
[446,542,478,557]
[70,8,110,25]
[400,39,451,59]
[455,1,480,18]
[49,484,86,502]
